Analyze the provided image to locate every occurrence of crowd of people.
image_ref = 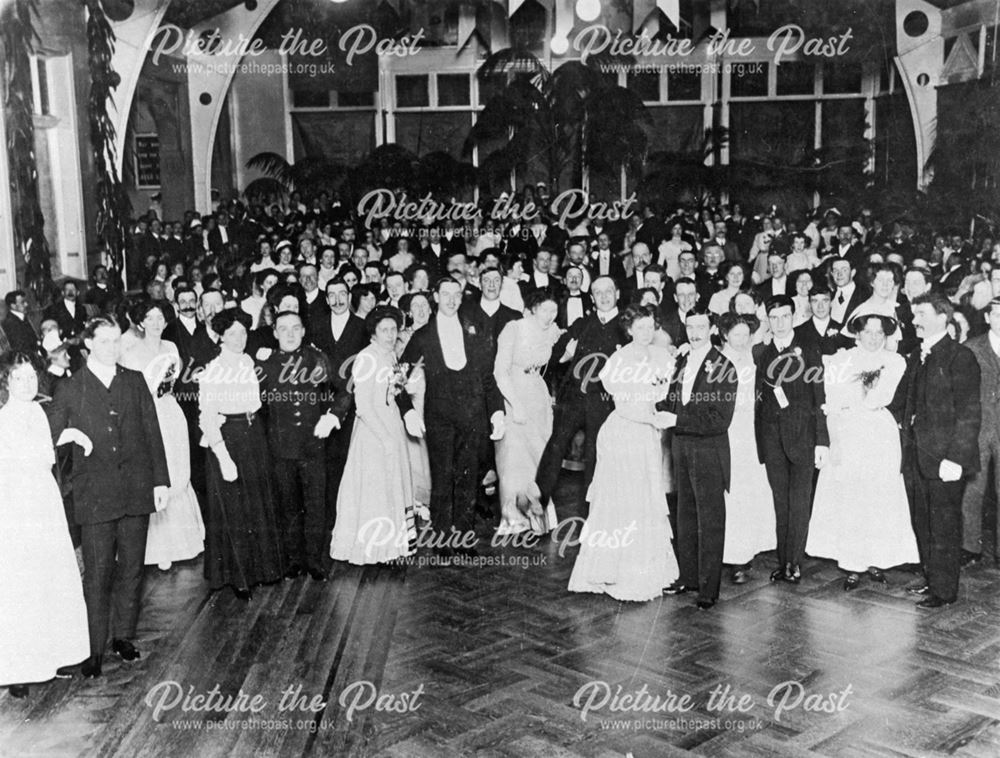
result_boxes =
[1,186,997,700]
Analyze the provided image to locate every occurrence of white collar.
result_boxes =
[812,316,830,330]
[687,342,712,365]
[597,307,618,324]
[87,359,116,387]
[989,331,1000,354]
[331,310,350,325]
[921,331,947,354]
[480,298,501,316]
[837,281,856,295]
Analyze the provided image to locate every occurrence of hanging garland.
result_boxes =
[1,0,53,302]
[84,0,132,287]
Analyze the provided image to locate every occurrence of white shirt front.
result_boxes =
[989,330,1000,358]
[566,294,584,326]
[330,310,350,341]
[480,298,501,317]
[682,343,712,404]
[178,314,198,336]
[597,307,618,325]
[770,275,787,296]
[831,282,856,323]
[88,359,116,389]
[533,270,550,288]
[437,314,466,369]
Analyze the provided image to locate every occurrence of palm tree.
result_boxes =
[464,48,650,194]
[243,152,346,203]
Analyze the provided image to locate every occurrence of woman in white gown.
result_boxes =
[119,301,204,569]
[0,353,89,698]
[331,306,415,564]
[568,304,678,601]
[807,313,919,590]
[718,313,776,582]
[494,289,562,535]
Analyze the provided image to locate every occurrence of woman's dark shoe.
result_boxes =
[769,567,786,583]
[867,568,887,584]
[843,573,861,591]
[663,581,697,595]
[81,656,102,678]
[111,639,141,662]
[8,685,28,699]
[233,587,252,601]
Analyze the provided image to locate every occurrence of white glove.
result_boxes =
[153,486,169,512]
[815,445,829,469]
[675,342,691,357]
[490,411,506,441]
[255,347,273,361]
[561,338,578,362]
[215,447,238,482]
[404,409,425,439]
[939,459,963,482]
[652,411,676,430]
[313,412,340,439]
[57,428,93,456]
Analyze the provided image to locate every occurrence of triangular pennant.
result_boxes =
[457,3,477,50]
[657,0,680,31]
[633,0,657,33]
[509,0,528,17]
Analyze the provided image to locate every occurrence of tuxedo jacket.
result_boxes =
[310,312,368,417]
[550,312,627,401]
[964,333,1000,446]
[754,276,793,301]
[48,365,170,525]
[754,335,829,465]
[163,317,206,403]
[659,346,738,491]
[663,309,688,347]
[399,316,504,426]
[2,313,38,353]
[893,335,981,480]
[589,251,626,285]
[43,300,88,340]
[459,300,522,356]
[794,318,848,356]
[556,292,594,329]
[832,285,871,325]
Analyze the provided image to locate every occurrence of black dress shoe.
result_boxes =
[843,573,861,591]
[785,564,801,584]
[55,662,81,678]
[867,568,888,584]
[233,586,252,600]
[662,581,697,595]
[284,564,305,579]
[111,639,141,662]
[917,595,954,609]
[696,597,716,610]
[8,685,28,699]
[769,567,786,583]
[81,656,102,678]
[308,568,328,582]
[906,583,930,595]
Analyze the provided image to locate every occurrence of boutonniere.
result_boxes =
[826,329,839,337]
[704,359,716,375]
[385,362,412,405]
[465,323,477,336]
[793,346,802,357]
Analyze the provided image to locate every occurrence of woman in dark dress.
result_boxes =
[198,309,284,599]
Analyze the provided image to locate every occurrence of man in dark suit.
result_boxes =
[829,258,870,326]
[827,224,865,270]
[663,278,698,347]
[556,267,594,329]
[794,285,849,355]
[460,266,521,357]
[661,307,738,609]
[3,290,39,353]
[207,210,233,255]
[83,265,116,314]
[43,281,88,341]
[258,311,339,580]
[695,244,727,305]
[894,293,981,607]
[754,252,793,300]
[959,300,1000,567]
[401,278,506,559]
[310,278,368,525]
[49,317,169,677]
[620,242,653,304]
[639,264,675,325]
[536,276,626,502]
[634,203,668,252]
[755,295,829,584]
[520,248,564,300]
[590,232,626,286]
[297,263,328,336]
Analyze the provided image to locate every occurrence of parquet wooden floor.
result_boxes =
[2,472,1000,757]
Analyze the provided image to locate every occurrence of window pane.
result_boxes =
[438,74,470,106]
[397,75,429,108]
[292,89,330,108]
[776,61,814,95]
[729,63,768,97]
[337,91,374,108]
[667,70,701,101]
[823,62,862,94]
[627,72,660,102]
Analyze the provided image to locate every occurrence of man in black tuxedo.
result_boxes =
[536,276,626,502]
[620,242,653,303]
[639,264,675,325]
[755,295,829,584]
[590,232,626,286]
[400,278,506,559]
[563,242,593,293]
[894,293,981,607]
[310,278,368,523]
[827,224,865,270]
[43,281,88,341]
[794,285,848,355]
[661,307,738,609]
[754,252,792,300]
[460,266,521,356]
[3,290,39,353]
[959,300,1000,567]
[829,258,870,326]
[635,203,668,252]
[207,210,233,255]
[258,311,339,580]
[695,244,727,305]
[556,267,594,329]
[662,278,698,347]
[520,248,564,300]
[297,263,328,336]
[49,317,169,677]
[83,265,116,314]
